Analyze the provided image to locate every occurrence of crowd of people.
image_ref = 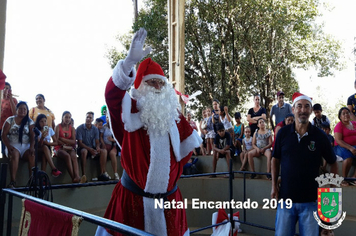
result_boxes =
[185,90,346,235]
[188,87,356,186]
[0,84,120,188]
[2,84,356,189]
[2,77,356,189]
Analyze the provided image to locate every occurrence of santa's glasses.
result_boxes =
[145,78,165,87]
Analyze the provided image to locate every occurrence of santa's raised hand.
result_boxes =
[122,28,151,75]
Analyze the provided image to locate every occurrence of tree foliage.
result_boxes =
[106,0,343,119]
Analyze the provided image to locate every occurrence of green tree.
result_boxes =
[106,0,169,73]
[107,0,343,119]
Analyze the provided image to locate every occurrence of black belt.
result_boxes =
[121,170,177,200]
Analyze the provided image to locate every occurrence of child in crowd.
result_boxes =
[321,121,335,173]
[233,112,244,156]
[94,118,104,132]
[35,114,62,177]
[211,105,221,133]
[312,103,330,129]
[272,113,294,150]
[239,126,253,171]
[321,121,334,147]
[100,113,120,180]
[199,109,208,156]
[70,118,75,128]
[100,105,107,125]
[205,107,215,155]
[186,111,199,155]
[248,118,272,179]
[219,105,234,138]
[211,123,232,177]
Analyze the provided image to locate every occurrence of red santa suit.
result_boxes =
[99,58,202,236]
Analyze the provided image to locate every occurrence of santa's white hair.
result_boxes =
[131,81,180,137]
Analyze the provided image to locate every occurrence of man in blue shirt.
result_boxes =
[270,91,292,131]
[271,92,338,236]
[76,111,109,183]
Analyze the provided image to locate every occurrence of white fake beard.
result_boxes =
[131,83,180,137]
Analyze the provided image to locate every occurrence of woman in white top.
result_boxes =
[219,105,233,138]
[1,102,35,188]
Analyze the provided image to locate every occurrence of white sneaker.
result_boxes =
[104,172,111,180]
[114,173,120,180]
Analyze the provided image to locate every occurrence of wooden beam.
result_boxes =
[168,0,185,113]
[0,0,8,119]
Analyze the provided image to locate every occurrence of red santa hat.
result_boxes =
[134,58,168,89]
[292,92,312,106]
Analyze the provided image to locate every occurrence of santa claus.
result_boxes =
[95,29,202,236]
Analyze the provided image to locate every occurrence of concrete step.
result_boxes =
[2,154,354,187]
[0,156,123,186]
[193,155,356,178]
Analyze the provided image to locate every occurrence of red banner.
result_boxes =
[19,199,82,236]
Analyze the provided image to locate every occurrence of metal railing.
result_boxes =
[0,163,153,236]
[2,160,353,236]
[181,160,356,236]
[181,159,276,235]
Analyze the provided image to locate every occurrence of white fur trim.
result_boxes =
[292,95,312,106]
[143,197,167,236]
[144,133,171,193]
[183,229,190,236]
[171,128,203,162]
[95,226,113,236]
[120,91,202,163]
[112,60,137,90]
[121,93,144,132]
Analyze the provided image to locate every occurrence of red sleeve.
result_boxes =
[105,77,126,146]
[333,122,342,134]
[176,113,194,142]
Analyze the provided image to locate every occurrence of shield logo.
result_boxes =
[317,188,342,223]
[308,141,316,151]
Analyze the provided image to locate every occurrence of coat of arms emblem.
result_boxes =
[313,173,346,229]
[308,141,316,151]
